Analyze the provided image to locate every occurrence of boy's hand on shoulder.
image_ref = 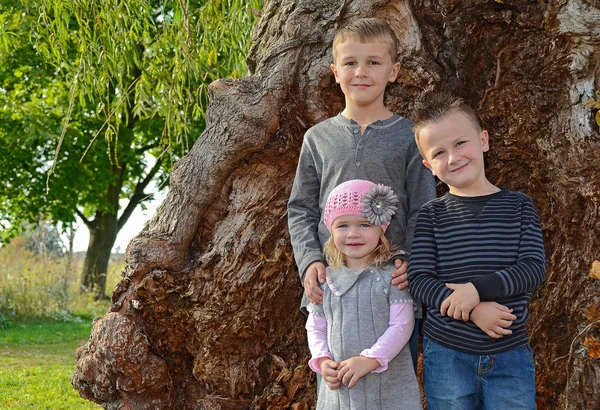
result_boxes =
[470,302,516,338]
[318,358,340,390]
[441,283,480,321]
[305,261,327,304]
[337,356,380,389]
[391,259,408,290]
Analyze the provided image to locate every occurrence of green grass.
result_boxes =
[0,318,103,409]
[0,237,121,408]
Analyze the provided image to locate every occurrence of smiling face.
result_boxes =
[419,111,492,196]
[331,215,383,269]
[330,39,400,112]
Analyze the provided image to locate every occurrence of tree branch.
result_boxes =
[136,143,159,154]
[117,157,164,232]
[76,208,93,228]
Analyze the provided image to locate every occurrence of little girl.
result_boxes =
[305,179,422,410]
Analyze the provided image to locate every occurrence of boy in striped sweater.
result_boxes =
[407,93,546,410]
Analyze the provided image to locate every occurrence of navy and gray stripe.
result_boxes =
[408,189,546,355]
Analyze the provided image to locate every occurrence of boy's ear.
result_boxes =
[480,130,490,152]
[422,159,436,176]
[389,62,401,82]
[330,64,341,84]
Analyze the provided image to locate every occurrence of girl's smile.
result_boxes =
[331,215,383,269]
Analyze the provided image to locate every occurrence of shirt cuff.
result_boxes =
[308,354,333,374]
[471,274,504,301]
[359,302,414,373]
[391,249,409,262]
[358,352,387,373]
[299,255,326,281]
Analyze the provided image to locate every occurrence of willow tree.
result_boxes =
[0,0,261,299]
[72,0,599,409]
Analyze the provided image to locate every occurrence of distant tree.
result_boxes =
[26,221,66,257]
[0,0,262,299]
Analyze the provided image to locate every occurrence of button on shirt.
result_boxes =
[288,113,437,287]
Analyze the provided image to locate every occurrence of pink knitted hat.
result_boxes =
[323,179,398,233]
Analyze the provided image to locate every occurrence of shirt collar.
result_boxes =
[326,265,370,296]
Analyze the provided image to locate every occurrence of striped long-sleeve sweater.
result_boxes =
[408,189,546,355]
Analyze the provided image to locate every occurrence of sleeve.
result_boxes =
[306,303,331,373]
[360,301,414,372]
[407,207,453,309]
[471,195,546,300]
[401,143,437,258]
[390,248,408,262]
[287,135,325,282]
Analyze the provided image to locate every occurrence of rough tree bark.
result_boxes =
[72,0,600,409]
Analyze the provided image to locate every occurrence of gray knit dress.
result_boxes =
[308,264,423,410]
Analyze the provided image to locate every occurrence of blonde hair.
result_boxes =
[412,92,482,158]
[324,232,395,270]
[332,18,398,63]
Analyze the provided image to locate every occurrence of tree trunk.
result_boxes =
[63,224,76,297]
[81,212,119,300]
[80,158,124,300]
[72,0,600,409]
[80,116,141,300]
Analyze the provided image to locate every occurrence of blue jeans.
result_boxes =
[422,336,536,410]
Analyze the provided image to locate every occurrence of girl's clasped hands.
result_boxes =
[318,356,381,389]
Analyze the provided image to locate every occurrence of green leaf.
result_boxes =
[0,0,263,243]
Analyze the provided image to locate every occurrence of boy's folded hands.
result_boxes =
[470,302,516,338]
[440,282,480,321]
[441,284,516,338]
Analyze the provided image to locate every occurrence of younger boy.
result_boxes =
[287,18,435,367]
[407,92,546,409]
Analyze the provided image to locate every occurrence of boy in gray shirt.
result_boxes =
[287,18,435,368]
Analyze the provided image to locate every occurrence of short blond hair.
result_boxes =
[332,18,398,63]
[412,92,482,157]
[324,232,395,270]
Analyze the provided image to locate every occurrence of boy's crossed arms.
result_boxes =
[436,249,545,338]
[441,282,516,339]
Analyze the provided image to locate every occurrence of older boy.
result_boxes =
[408,92,546,409]
[287,18,435,368]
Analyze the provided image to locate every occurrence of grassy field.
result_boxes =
[0,318,105,409]
[0,239,122,409]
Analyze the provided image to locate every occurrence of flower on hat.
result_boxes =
[361,184,398,226]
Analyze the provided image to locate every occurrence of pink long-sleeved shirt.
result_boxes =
[306,302,414,373]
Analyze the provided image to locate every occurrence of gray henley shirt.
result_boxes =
[288,113,436,310]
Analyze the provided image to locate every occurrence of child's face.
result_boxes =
[419,111,490,196]
[330,39,400,110]
[331,215,383,269]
